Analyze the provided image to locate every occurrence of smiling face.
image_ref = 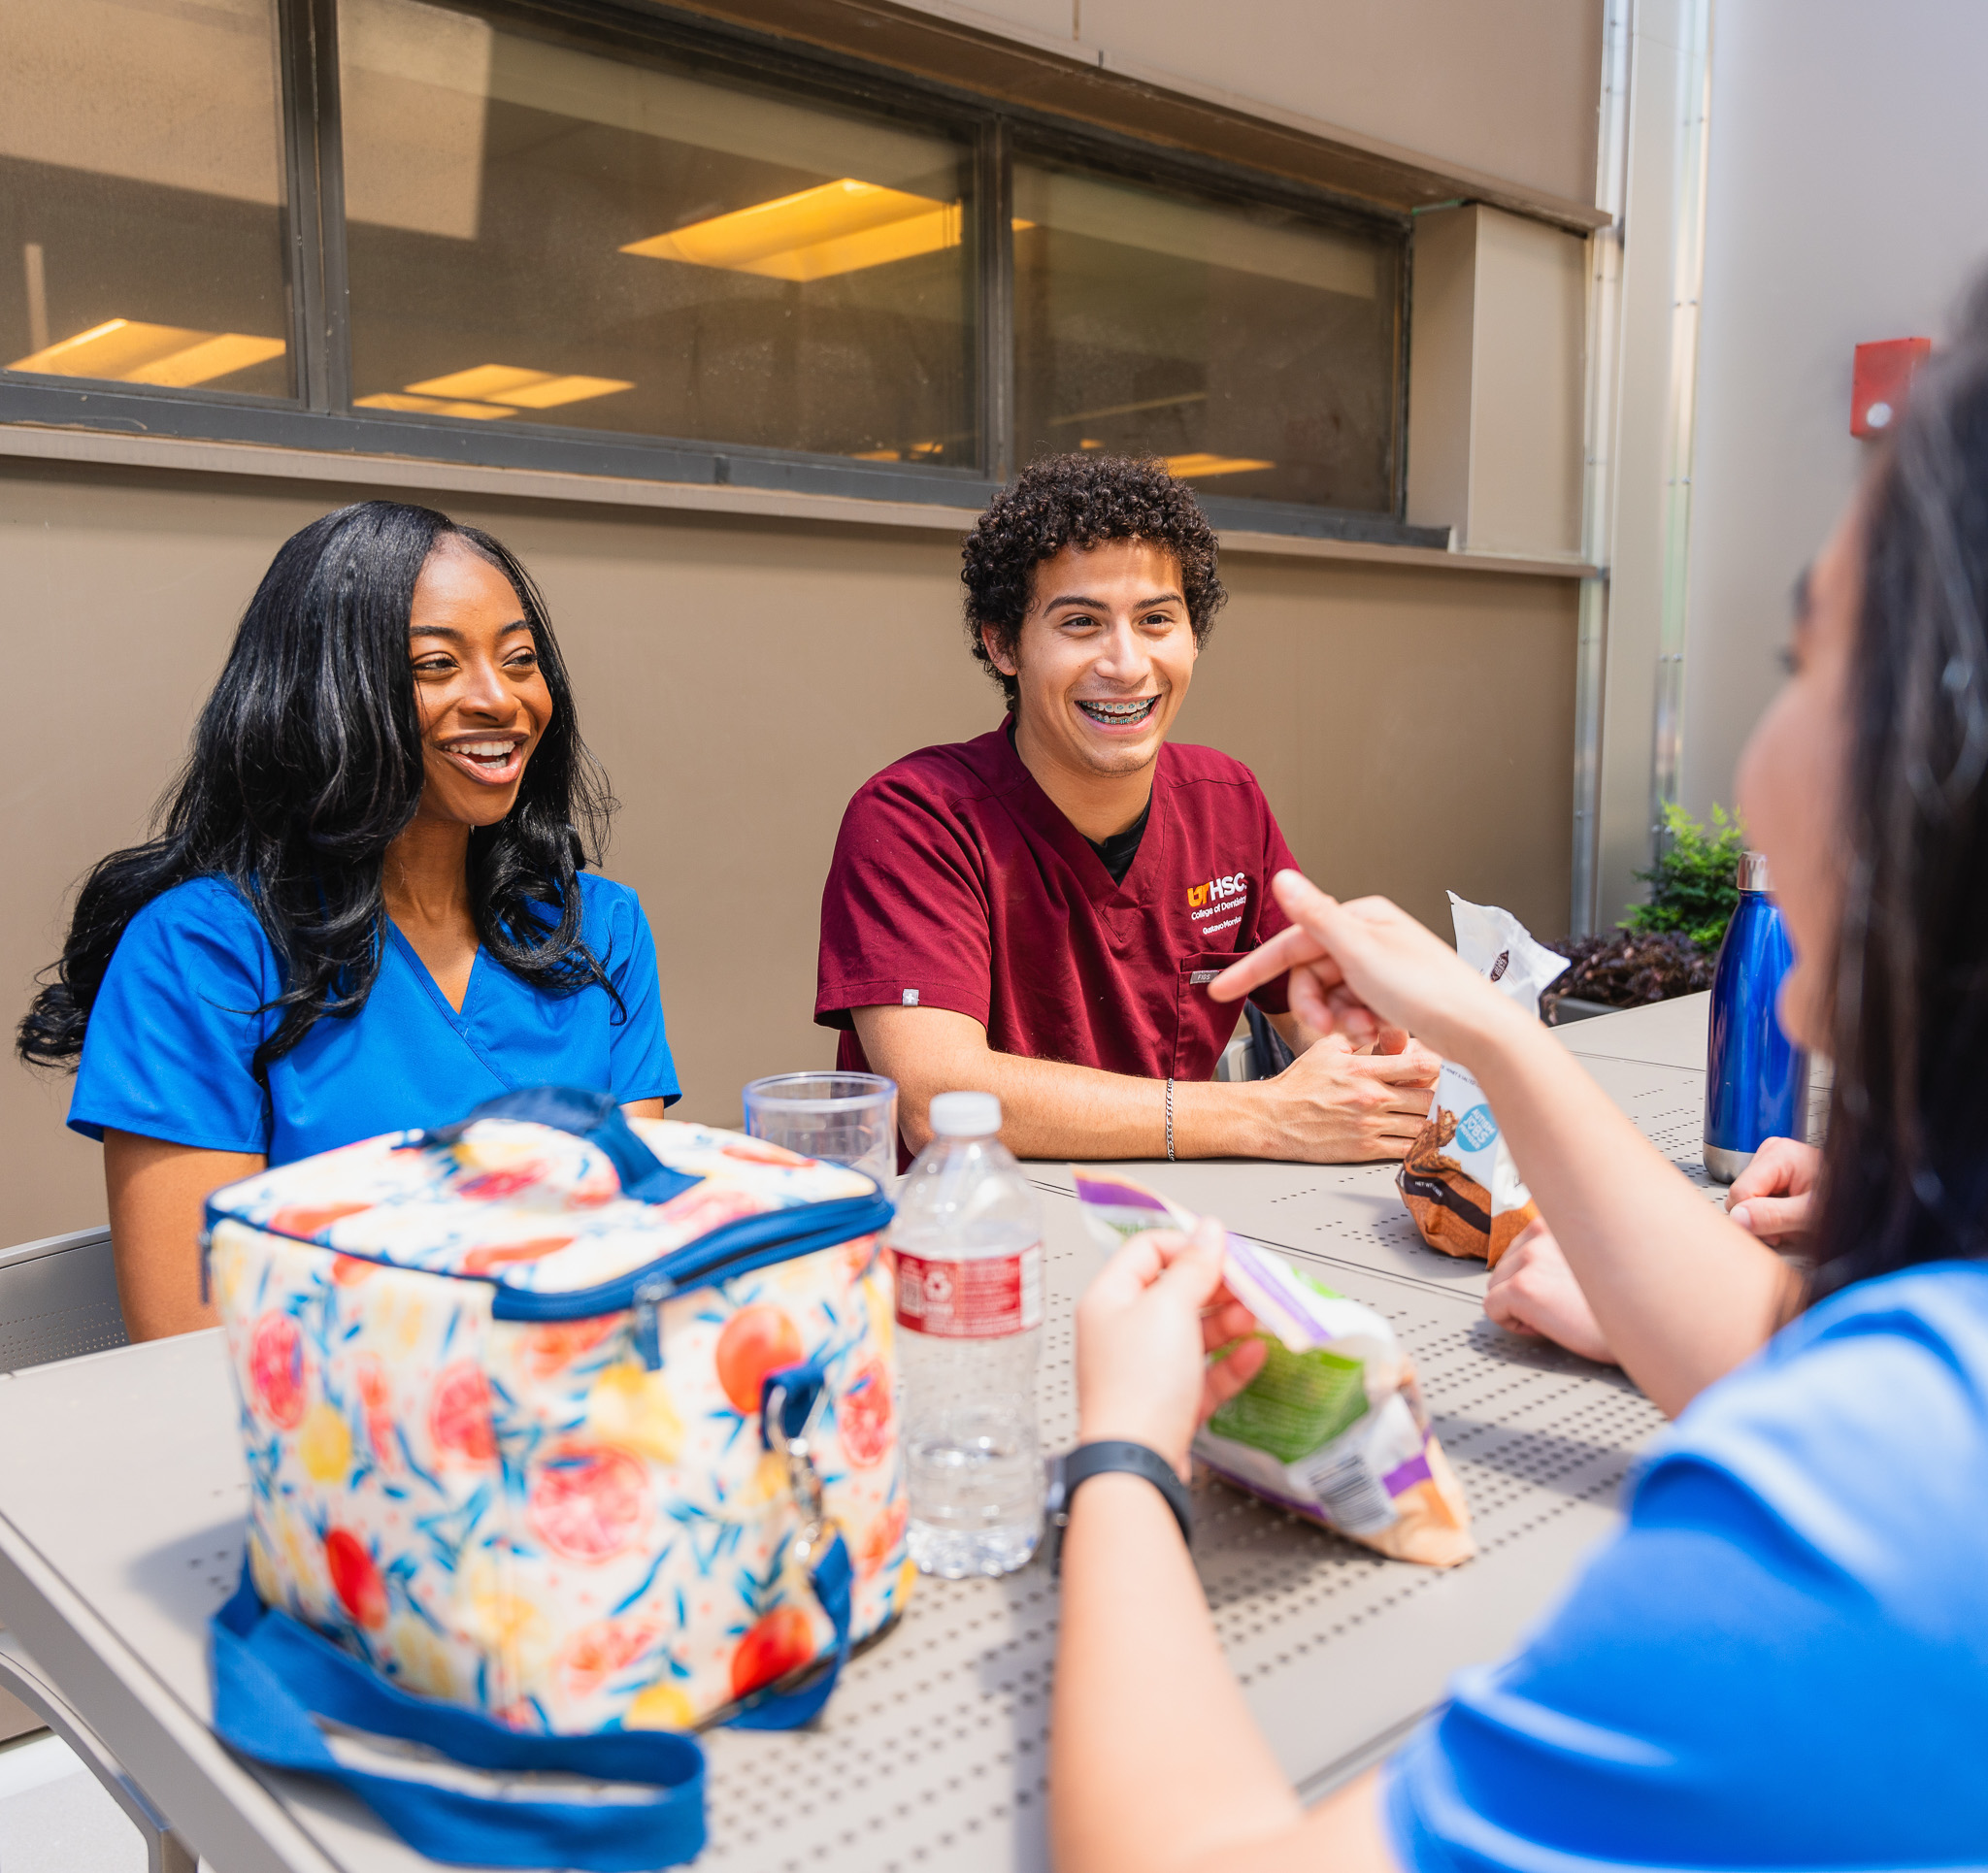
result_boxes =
[1735,497,1864,1052]
[981,538,1198,787]
[406,537,552,829]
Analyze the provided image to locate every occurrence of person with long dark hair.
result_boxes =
[1044,294,1988,1867]
[17,502,678,1341]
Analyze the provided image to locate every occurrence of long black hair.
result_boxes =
[1812,284,1988,1295]
[17,500,614,1081]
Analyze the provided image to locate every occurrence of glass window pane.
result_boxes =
[340,0,977,465]
[0,0,292,398]
[1013,161,1399,511]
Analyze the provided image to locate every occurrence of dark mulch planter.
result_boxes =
[1541,932,1715,1025]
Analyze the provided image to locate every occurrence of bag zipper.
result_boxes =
[209,1188,895,1325]
[631,1275,671,1369]
[487,1194,893,1323]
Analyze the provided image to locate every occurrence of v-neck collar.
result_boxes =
[385,918,481,1025]
[994,718,1166,904]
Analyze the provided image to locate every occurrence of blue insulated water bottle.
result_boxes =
[1704,851,1809,1183]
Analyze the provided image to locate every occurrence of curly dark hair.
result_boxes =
[960,454,1227,708]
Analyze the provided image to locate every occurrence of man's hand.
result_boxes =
[1076,1219,1266,1478]
[1725,1137,1819,1247]
[1249,1031,1439,1163]
[1483,1216,1616,1364]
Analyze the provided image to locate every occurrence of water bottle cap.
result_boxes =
[1736,850,1772,892]
[930,1091,1002,1138]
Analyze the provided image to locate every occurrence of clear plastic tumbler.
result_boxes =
[742,1072,899,1191]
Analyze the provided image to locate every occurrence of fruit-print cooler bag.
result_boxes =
[199,1086,907,1870]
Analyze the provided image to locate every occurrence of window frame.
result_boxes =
[0,0,1431,542]
[1001,117,1414,536]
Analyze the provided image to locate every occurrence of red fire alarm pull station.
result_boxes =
[1852,337,1934,438]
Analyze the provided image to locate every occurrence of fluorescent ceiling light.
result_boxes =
[7,318,284,386]
[355,369,633,421]
[1163,453,1275,478]
[355,392,513,420]
[623,179,993,282]
[135,333,287,387]
[849,440,947,462]
[1053,392,1209,427]
[402,366,632,409]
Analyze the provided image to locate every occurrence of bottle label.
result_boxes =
[894,1243,1044,1337]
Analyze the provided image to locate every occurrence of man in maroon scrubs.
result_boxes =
[815,453,1438,1162]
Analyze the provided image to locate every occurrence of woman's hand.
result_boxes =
[1483,1217,1617,1364]
[1725,1137,1819,1247]
[1209,871,1526,1066]
[1076,1218,1267,1478]
[1055,1217,1394,1873]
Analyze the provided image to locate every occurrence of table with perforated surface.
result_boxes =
[0,1000,1712,1873]
[694,1205,1660,1873]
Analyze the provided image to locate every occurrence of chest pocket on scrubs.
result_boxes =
[1175,952,1253,1081]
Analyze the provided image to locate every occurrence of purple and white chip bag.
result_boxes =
[1075,1170,1475,1566]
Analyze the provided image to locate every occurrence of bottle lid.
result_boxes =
[1736,850,1772,893]
[929,1091,1002,1138]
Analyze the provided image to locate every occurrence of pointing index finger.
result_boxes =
[1209,921,1327,1002]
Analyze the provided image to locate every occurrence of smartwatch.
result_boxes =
[1043,1439,1193,1575]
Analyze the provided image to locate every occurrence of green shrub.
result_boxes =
[1623,804,1746,950]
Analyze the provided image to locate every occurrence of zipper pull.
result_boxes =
[199,1228,213,1306]
[631,1275,672,1370]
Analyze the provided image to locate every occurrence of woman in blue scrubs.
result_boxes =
[1046,300,1988,1868]
[17,501,677,1340]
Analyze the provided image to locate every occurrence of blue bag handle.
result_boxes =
[732,1349,857,1734]
[420,1086,702,1207]
[211,1575,708,1869]
[209,1361,855,1868]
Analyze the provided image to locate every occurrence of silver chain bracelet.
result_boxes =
[1165,1076,1176,1161]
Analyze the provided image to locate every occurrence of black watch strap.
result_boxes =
[1044,1440,1192,1575]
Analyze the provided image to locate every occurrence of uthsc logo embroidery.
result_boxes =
[1186,873,1247,910]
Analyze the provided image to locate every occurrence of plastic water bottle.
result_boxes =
[1705,850,1810,1182]
[890,1092,1044,1577]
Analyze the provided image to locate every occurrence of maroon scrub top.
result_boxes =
[815,723,1298,1086]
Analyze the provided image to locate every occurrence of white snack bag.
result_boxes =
[1397,895,1567,1265]
[1076,1170,1474,1567]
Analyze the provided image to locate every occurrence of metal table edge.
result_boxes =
[0,1475,344,1873]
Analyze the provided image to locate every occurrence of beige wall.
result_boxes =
[885,0,1605,204]
[1407,204,1588,558]
[1176,558,1576,928]
[1,460,1574,1246]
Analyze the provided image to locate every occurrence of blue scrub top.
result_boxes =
[69,873,679,1166]
[1385,1260,1988,1870]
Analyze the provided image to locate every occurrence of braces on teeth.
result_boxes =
[1079,699,1157,720]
